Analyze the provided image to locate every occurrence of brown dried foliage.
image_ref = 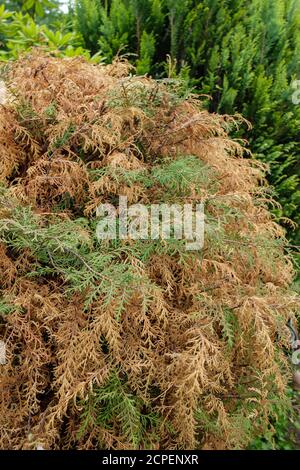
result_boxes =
[0,50,299,450]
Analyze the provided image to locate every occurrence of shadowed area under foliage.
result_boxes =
[0,50,299,450]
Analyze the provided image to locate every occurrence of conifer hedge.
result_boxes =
[0,51,299,449]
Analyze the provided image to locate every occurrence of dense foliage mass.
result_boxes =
[0,0,299,450]
[1,1,299,248]
[70,0,300,245]
[0,51,299,449]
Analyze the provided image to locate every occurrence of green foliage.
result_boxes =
[79,371,161,448]
[221,307,239,351]
[0,4,95,60]
[5,0,57,18]
[98,0,135,60]
[74,0,102,53]
[249,388,299,450]
[183,0,300,242]
[150,156,213,196]
[136,30,155,74]
[0,203,142,311]
[0,13,73,59]
[0,298,17,316]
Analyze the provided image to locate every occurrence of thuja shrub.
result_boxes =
[0,50,299,450]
